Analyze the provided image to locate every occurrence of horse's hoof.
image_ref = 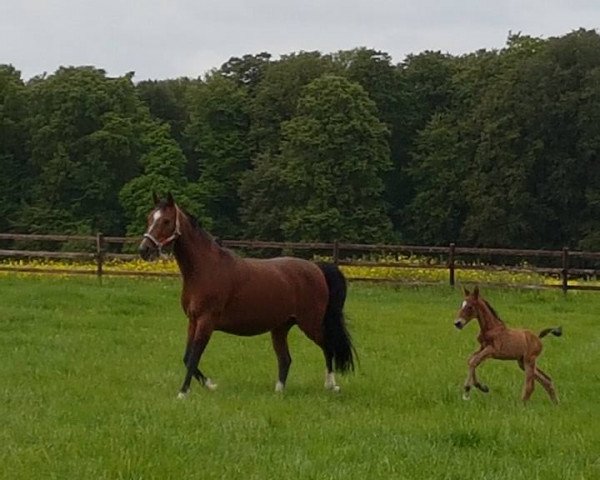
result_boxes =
[462,393,470,401]
[204,378,217,391]
[275,381,285,393]
[177,391,188,400]
[325,383,341,393]
[478,384,489,393]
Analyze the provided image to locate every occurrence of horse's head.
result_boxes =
[454,286,480,330]
[139,192,181,261]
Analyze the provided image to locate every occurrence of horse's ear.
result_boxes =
[152,192,160,205]
[473,286,480,299]
[462,286,470,297]
[166,192,175,206]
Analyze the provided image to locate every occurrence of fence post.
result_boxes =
[448,243,456,287]
[333,240,340,265]
[96,232,105,281]
[561,247,569,294]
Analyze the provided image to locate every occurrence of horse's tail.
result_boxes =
[539,326,563,338]
[318,263,356,373]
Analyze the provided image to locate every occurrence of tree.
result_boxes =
[334,48,413,231]
[136,78,193,144]
[459,31,600,248]
[119,120,210,236]
[404,30,600,248]
[578,63,600,249]
[219,52,271,90]
[240,75,392,242]
[184,75,250,237]
[0,65,29,232]
[519,30,600,248]
[456,39,541,246]
[390,51,458,233]
[250,51,339,154]
[19,67,145,234]
[403,113,470,244]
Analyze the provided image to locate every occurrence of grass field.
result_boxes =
[1,275,599,479]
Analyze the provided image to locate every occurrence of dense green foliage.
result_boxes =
[240,75,392,242]
[1,29,599,248]
[1,276,599,479]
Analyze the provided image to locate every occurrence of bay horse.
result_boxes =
[454,286,561,404]
[138,193,355,398]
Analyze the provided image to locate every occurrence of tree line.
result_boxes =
[1,29,599,249]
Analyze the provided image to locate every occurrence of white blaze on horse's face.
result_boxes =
[455,300,474,330]
[139,203,181,261]
[146,210,163,236]
[139,209,165,260]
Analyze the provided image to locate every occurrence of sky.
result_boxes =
[2,1,599,81]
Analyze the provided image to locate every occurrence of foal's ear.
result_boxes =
[462,286,470,297]
[473,286,480,299]
[166,192,175,206]
[152,192,160,205]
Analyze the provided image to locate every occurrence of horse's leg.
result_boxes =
[183,321,209,385]
[466,347,490,393]
[178,319,215,399]
[463,345,494,400]
[521,358,536,403]
[271,323,293,392]
[534,366,558,404]
[518,360,556,403]
[463,346,483,397]
[323,352,340,392]
[295,317,339,392]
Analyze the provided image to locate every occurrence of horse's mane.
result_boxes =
[482,299,505,325]
[181,208,203,232]
[157,200,207,235]
[178,206,231,254]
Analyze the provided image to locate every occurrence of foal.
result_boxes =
[454,286,561,404]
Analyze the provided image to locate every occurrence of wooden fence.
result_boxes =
[0,233,599,292]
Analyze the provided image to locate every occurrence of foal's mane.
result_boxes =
[481,299,506,326]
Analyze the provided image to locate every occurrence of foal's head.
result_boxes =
[138,192,181,261]
[454,286,481,330]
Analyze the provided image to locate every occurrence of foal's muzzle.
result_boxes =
[454,319,465,330]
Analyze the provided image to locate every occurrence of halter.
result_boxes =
[143,207,181,256]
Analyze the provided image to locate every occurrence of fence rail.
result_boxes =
[0,233,599,292]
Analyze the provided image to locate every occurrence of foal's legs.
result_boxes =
[271,323,293,392]
[178,319,215,398]
[518,361,558,404]
[534,367,558,404]
[468,348,490,393]
[521,358,537,403]
[463,346,494,400]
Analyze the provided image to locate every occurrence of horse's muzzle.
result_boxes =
[138,239,157,261]
[454,320,464,330]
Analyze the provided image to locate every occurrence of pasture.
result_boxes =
[1,275,599,479]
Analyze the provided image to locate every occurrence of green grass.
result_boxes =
[1,275,599,479]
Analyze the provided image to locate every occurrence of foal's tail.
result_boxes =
[539,326,563,338]
[318,263,356,373]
